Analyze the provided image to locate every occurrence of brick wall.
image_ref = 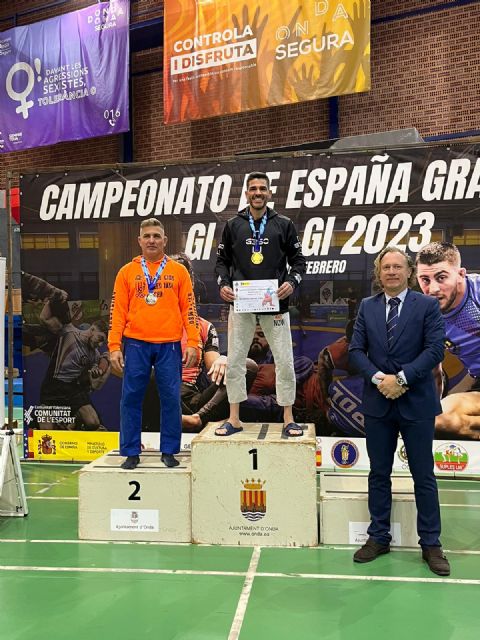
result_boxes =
[372,0,442,20]
[1,0,479,187]
[341,2,480,137]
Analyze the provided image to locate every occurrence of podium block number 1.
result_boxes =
[249,448,258,470]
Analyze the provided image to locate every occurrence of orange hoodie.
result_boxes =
[108,255,200,353]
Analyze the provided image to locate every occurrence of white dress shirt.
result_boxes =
[372,288,408,386]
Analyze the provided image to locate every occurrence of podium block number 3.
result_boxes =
[128,480,141,501]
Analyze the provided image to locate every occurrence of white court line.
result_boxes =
[439,479,480,482]
[27,496,78,500]
[27,475,74,495]
[291,545,480,555]
[228,547,261,640]
[441,489,480,493]
[22,462,83,468]
[255,571,480,586]
[0,539,28,543]
[28,539,193,546]
[30,540,193,553]
[435,475,480,482]
[440,503,480,508]
[0,564,478,586]
[36,481,61,494]
[0,539,479,555]
[0,565,245,577]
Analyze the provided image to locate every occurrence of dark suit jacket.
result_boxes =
[348,289,445,419]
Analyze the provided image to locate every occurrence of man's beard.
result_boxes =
[248,342,268,362]
[441,290,459,313]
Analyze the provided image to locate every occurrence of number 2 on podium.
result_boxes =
[128,480,141,500]
[249,448,258,470]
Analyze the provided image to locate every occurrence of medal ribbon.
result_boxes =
[248,212,268,253]
[141,255,168,294]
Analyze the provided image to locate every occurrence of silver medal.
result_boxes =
[145,293,157,305]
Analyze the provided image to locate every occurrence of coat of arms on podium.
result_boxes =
[240,478,266,521]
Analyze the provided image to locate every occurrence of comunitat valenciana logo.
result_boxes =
[86,0,126,31]
[24,406,35,426]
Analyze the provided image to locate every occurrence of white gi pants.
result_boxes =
[226,309,296,405]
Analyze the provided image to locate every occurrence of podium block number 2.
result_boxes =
[128,480,141,501]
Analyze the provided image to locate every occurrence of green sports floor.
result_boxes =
[0,463,479,640]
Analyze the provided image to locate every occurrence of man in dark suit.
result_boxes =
[349,246,450,576]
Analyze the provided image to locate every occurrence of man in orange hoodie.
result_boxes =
[108,218,200,469]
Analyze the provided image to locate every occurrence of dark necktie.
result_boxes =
[387,297,400,347]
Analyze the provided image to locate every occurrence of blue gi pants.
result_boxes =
[120,338,182,456]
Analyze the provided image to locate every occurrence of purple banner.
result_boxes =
[0,1,129,153]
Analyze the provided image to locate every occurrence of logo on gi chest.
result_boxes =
[245,238,269,246]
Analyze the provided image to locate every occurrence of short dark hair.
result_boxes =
[373,246,416,289]
[246,172,270,189]
[92,319,108,334]
[416,242,461,267]
[170,252,194,283]
[140,218,164,232]
[170,252,191,272]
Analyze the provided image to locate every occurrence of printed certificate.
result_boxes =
[233,279,279,313]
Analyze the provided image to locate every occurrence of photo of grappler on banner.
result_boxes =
[416,241,480,440]
[215,171,306,437]
[22,273,111,431]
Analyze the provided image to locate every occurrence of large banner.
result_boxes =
[0,257,5,429]
[20,144,480,471]
[0,1,129,153]
[163,0,370,123]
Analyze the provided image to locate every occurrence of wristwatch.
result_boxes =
[395,374,406,387]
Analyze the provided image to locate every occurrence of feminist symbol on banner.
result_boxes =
[6,59,42,119]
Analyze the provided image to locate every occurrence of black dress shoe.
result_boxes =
[120,455,140,470]
[353,538,390,563]
[422,547,450,576]
[161,453,180,468]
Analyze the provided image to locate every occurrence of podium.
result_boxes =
[319,472,417,547]
[191,422,317,547]
[79,451,191,542]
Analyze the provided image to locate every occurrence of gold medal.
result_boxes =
[251,251,263,264]
[145,293,157,305]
